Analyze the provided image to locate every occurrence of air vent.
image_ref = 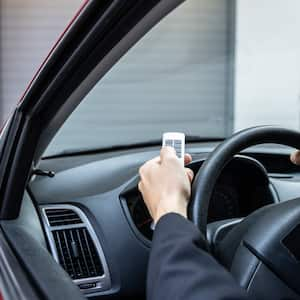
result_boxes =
[41,205,111,294]
[45,208,83,226]
[53,227,104,280]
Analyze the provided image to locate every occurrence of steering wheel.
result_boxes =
[189,126,300,298]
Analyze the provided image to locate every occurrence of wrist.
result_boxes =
[154,196,188,223]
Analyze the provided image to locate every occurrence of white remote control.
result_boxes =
[162,132,185,165]
[150,132,186,231]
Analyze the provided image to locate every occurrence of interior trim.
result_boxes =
[40,204,111,295]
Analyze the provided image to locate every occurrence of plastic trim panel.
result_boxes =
[40,204,111,295]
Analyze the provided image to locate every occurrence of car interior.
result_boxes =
[0,1,300,300]
[6,134,300,299]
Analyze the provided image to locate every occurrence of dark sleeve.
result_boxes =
[147,213,250,300]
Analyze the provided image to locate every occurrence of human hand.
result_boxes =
[138,147,194,224]
[290,150,300,165]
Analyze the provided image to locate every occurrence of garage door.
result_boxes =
[0,0,82,125]
[46,0,235,155]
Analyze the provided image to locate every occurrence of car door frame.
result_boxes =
[0,0,184,298]
[0,0,186,220]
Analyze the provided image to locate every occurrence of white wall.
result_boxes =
[234,0,300,131]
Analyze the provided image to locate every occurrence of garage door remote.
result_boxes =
[162,132,185,165]
[150,132,186,231]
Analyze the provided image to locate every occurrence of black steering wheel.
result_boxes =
[189,126,300,298]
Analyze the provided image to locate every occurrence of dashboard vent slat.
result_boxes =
[53,227,104,280]
[82,228,98,276]
[45,208,83,226]
[53,231,68,272]
[42,205,111,293]
[75,229,90,276]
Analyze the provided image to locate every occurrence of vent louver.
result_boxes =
[45,208,83,226]
[41,205,111,294]
[53,228,104,280]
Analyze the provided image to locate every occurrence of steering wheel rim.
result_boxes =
[188,126,300,238]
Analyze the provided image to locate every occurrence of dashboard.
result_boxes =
[121,155,276,240]
[25,143,300,298]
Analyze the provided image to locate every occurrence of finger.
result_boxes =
[291,150,300,165]
[160,146,177,162]
[138,181,144,193]
[147,156,161,164]
[184,153,192,165]
[139,156,160,175]
[185,168,194,183]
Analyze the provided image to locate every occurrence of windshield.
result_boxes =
[45,0,300,156]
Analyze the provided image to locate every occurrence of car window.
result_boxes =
[45,0,300,156]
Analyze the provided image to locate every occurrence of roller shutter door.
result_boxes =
[0,0,82,125]
[47,0,235,154]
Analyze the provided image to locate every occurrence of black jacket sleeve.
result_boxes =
[147,213,250,300]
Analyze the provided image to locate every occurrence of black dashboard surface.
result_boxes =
[28,143,300,298]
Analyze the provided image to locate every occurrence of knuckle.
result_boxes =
[139,161,152,177]
[166,155,178,164]
[144,160,153,170]
[138,181,143,192]
[139,165,146,175]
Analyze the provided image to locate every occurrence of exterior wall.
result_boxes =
[234,0,300,131]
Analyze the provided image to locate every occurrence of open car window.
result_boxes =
[45,0,232,156]
[45,0,300,156]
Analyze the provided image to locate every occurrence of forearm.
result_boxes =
[147,213,250,300]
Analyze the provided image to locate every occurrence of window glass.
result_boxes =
[45,0,300,156]
[46,0,232,155]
